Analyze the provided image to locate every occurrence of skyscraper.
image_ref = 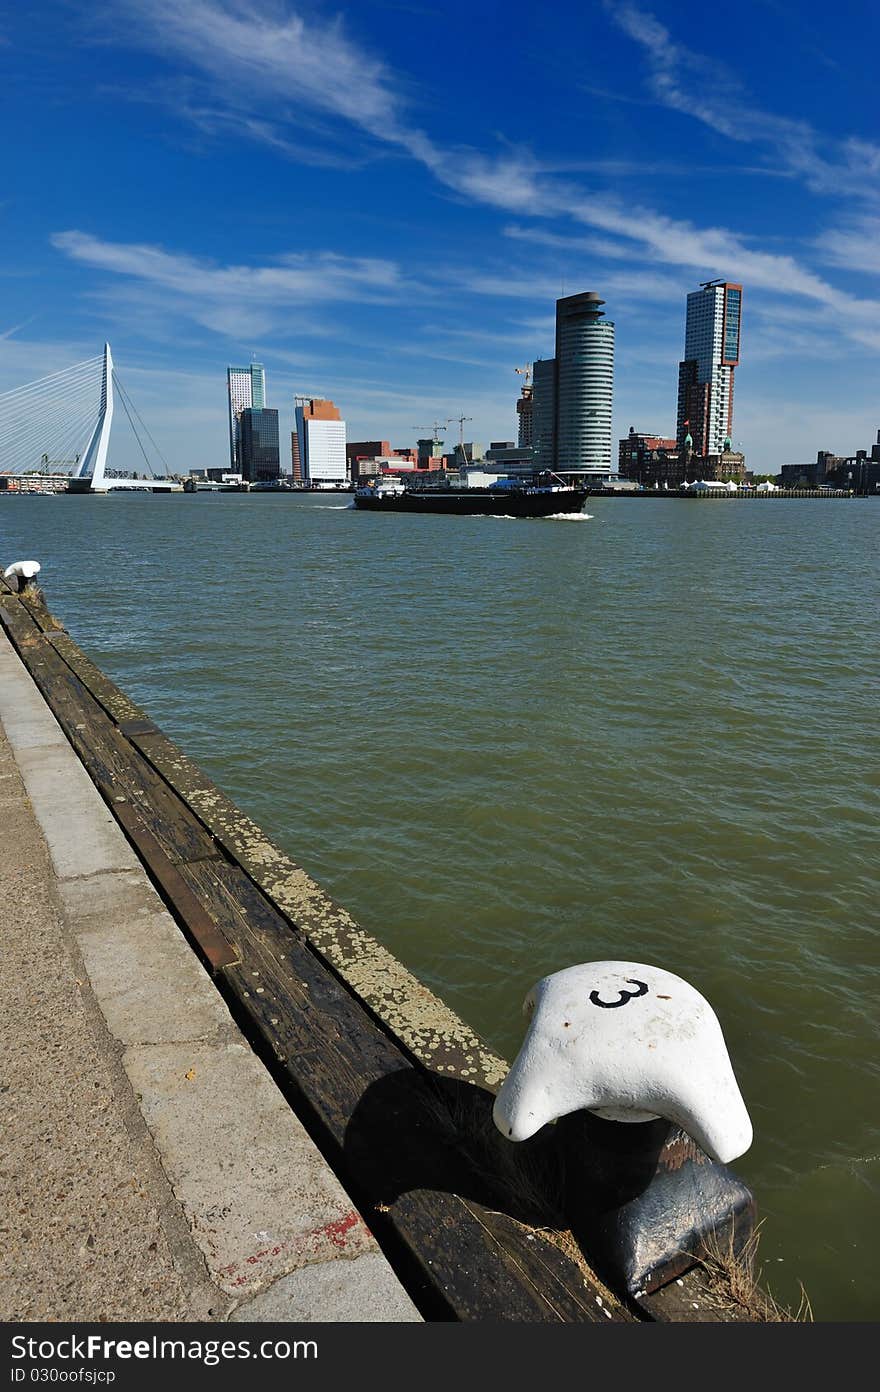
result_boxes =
[227,363,266,470]
[515,367,534,449]
[530,292,615,477]
[239,407,280,481]
[676,282,742,457]
[295,398,347,486]
[531,358,556,472]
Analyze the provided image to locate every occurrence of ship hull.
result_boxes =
[353,487,588,517]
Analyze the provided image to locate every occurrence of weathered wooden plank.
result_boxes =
[45,630,150,726]
[219,929,619,1322]
[195,865,624,1321]
[112,802,239,969]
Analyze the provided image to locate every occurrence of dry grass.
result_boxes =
[693,1221,813,1322]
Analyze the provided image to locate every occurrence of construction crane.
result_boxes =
[448,414,473,456]
[515,364,532,389]
[412,420,448,441]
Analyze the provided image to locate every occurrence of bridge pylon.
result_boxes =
[68,343,114,493]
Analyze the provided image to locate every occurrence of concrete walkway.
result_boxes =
[0,628,419,1322]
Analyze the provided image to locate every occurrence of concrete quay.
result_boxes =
[0,626,420,1323]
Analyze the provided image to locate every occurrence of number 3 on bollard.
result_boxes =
[589,979,648,1009]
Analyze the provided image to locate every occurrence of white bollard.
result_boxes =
[493,961,752,1163]
[3,560,41,593]
[493,961,755,1297]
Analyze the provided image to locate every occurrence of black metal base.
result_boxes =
[557,1111,756,1296]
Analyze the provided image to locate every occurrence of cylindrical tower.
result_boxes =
[554,292,614,472]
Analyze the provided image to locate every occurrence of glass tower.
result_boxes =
[239,407,280,481]
[227,363,267,470]
[676,283,742,456]
[530,292,615,476]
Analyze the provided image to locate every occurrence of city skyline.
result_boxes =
[2,1,878,474]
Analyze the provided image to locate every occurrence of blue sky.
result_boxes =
[2,0,878,473]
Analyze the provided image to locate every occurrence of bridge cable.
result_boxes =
[113,379,155,479]
[112,372,170,477]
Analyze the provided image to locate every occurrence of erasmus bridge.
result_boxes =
[0,344,182,492]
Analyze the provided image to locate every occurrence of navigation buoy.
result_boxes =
[494,961,756,1296]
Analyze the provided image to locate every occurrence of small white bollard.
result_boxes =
[3,560,41,593]
[493,961,752,1163]
[493,961,755,1296]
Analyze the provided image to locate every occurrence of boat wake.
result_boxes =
[546,512,594,521]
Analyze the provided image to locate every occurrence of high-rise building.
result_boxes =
[295,398,347,486]
[515,367,534,449]
[531,357,557,472]
[239,407,280,481]
[676,282,742,457]
[227,363,266,470]
[555,292,615,472]
[530,292,615,477]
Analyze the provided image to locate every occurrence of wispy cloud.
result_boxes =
[0,317,36,340]
[51,230,411,338]
[73,2,880,358]
[603,1,880,204]
[815,217,880,276]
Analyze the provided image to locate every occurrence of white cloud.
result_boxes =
[815,217,880,276]
[52,231,403,301]
[50,230,414,341]
[604,1,880,204]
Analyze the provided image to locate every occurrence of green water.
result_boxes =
[3,491,878,1319]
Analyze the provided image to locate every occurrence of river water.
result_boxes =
[2,491,877,1320]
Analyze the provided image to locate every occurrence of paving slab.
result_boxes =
[62,872,233,1046]
[122,1037,380,1298]
[231,1252,422,1322]
[13,742,142,880]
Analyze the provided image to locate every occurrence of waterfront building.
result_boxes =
[450,441,484,465]
[484,441,542,478]
[531,358,557,472]
[347,441,392,470]
[618,428,677,481]
[227,363,266,471]
[239,407,280,482]
[345,442,419,481]
[295,398,347,486]
[676,282,742,457]
[515,371,534,449]
[781,443,880,492]
[416,437,444,468]
[530,292,615,480]
[291,430,303,484]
